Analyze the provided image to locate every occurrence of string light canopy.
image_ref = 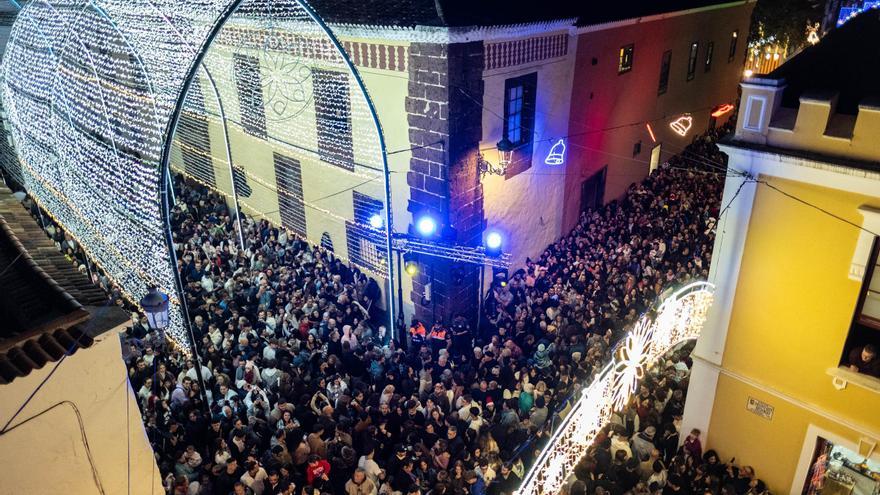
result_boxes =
[1,0,392,347]
[515,282,715,495]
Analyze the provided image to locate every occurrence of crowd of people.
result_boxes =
[9,119,775,495]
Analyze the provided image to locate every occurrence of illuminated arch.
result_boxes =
[516,282,715,495]
[1,0,393,345]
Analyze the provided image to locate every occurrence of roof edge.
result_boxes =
[326,17,578,43]
[576,0,752,33]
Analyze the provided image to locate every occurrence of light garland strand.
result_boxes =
[515,282,715,495]
[1,0,391,347]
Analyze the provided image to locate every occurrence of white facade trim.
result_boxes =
[575,0,752,34]
[850,205,880,281]
[790,424,880,495]
[743,95,767,131]
[328,18,578,43]
[682,173,757,444]
[692,355,880,441]
[684,141,880,447]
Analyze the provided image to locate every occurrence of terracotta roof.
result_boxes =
[0,186,127,384]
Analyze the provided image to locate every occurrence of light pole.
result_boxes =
[140,286,210,414]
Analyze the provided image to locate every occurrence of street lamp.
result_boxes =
[140,286,170,331]
[496,137,514,171]
[140,286,209,414]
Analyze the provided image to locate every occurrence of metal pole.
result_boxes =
[396,249,404,342]
[296,0,396,334]
[199,65,245,253]
[430,260,436,324]
[476,264,484,334]
[161,181,210,414]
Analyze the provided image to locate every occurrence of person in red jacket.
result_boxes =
[305,454,331,486]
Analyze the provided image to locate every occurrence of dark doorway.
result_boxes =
[580,166,607,214]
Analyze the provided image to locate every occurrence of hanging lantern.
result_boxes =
[140,286,170,330]
[496,137,514,173]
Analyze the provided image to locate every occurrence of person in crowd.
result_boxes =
[847,343,880,377]
[10,120,750,495]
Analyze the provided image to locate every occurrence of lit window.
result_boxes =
[503,73,536,147]
[502,72,537,177]
[619,44,634,74]
[658,50,672,95]
[704,41,714,72]
[687,42,699,81]
[728,31,738,62]
[839,236,880,378]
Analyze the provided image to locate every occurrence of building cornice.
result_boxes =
[328,18,578,43]
[576,0,753,35]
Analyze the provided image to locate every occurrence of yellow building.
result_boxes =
[681,11,880,493]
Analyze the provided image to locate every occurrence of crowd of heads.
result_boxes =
[11,119,770,495]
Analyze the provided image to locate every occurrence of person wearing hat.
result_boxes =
[632,426,657,462]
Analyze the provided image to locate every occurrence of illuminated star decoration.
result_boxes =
[669,114,693,137]
[544,139,566,165]
[609,318,653,410]
[516,282,715,495]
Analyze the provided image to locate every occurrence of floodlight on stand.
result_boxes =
[415,215,438,238]
[369,213,383,229]
[485,230,503,257]
[140,286,170,330]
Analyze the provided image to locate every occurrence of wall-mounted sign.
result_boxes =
[746,396,774,420]
[669,115,693,137]
[711,103,735,118]
[545,139,566,165]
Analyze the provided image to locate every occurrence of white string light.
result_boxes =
[516,282,715,495]
[1,0,391,346]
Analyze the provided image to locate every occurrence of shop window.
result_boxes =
[801,437,880,495]
[618,44,634,74]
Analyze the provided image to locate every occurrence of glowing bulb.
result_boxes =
[405,261,419,276]
[416,216,437,237]
[486,231,502,250]
[743,69,754,78]
[369,213,383,229]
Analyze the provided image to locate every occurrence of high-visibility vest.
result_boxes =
[410,323,426,338]
[430,327,446,340]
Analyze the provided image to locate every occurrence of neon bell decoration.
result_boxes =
[545,139,566,165]
[669,114,693,137]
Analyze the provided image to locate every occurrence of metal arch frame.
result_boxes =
[156,0,397,334]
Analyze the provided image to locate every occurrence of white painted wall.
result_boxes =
[479,31,578,268]
[0,325,162,494]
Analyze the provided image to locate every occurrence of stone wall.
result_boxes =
[405,41,485,324]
